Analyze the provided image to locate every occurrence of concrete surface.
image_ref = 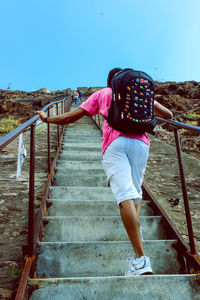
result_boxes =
[36,240,180,277]
[43,216,165,242]
[29,275,200,300]
[47,200,154,217]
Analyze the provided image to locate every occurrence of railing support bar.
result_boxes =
[47,108,51,174]
[56,104,60,147]
[62,101,64,114]
[61,101,64,134]
[174,128,196,255]
[27,125,35,257]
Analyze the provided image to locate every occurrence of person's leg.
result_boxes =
[120,199,144,258]
[102,137,153,275]
[102,137,144,258]
[127,139,149,240]
[127,139,149,207]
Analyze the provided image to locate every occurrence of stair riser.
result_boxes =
[55,169,105,176]
[49,187,115,201]
[56,161,103,171]
[37,241,180,277]
[54,174,107,186]
[63,132,101,139]
[59,153,101,162]
[67,124,97,129]
[47,200,154,217]
[43,216,165,241]
[66,127,100,132]
[61,144,102,151]
[62,138,101,144]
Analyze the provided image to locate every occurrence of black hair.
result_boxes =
[107,68,122,87]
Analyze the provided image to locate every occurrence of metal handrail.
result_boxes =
[0,98,70,151]
[93,113,200,257]
[0,96,72,300]
[156,116,199,255]
[156,116,200,133]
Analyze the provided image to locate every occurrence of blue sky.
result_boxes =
[0,0,200,91]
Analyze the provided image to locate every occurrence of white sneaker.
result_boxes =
[125,256,153,276]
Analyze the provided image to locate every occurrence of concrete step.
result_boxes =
[56,161,103,171]
[55,168,105,177]
[28,275,200,300]
[61,143,102,151]
[47,200,154,217]
[42,216,165,242]
[59,151,101,161]
[64,131,101,139]
[36,240,180,277]
[61,138,102,145]
[49,187,116,201]
[66,118,95,125]
[53,173,107,186]
[67,123,97,129]
[61,139,102,146]
[49,186,150,202]
[66,128,100,134]
[63,131,101,138]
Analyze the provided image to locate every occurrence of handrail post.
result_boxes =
[62,101,64,114]
[56,103,60,148]
[61,101,64,134]
[47,108,51,174]
[28,125,35,257]
[64,99,66,113]
[174,128,196,255]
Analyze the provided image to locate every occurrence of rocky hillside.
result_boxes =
[0,82,200,158]
[0,88,72,123]
[153,81,200,159]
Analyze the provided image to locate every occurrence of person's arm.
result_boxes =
[154,102,173,119]
[36,107,90,125]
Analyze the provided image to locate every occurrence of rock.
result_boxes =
[0,288,13,300]
[34,88,51,94]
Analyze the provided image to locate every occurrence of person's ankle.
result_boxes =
[135,255,145,260]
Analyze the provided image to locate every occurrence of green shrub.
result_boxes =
[11,266,23,278]
[0,117,21,133]
[50,151,57,158]
[188,113,200,119]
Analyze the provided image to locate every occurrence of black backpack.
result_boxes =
[105,68,156,134]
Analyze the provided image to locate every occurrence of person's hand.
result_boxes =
[36,110,46,122]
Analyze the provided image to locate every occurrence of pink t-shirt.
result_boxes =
[80,87,151,155]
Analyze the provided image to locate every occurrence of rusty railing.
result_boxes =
[0,96,72,300]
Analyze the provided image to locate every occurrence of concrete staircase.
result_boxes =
[28,116,200,299]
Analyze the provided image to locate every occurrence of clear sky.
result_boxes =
[0,0,200,92]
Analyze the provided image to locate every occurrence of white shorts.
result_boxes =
[102,136,149,205]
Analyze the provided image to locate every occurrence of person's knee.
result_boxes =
[119,199,134,209]
[119,199,140,224]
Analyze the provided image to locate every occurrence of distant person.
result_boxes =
[75,89,82,106]
[78,89,82,101]
[36,68,173,275]
[72,91,79,107]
